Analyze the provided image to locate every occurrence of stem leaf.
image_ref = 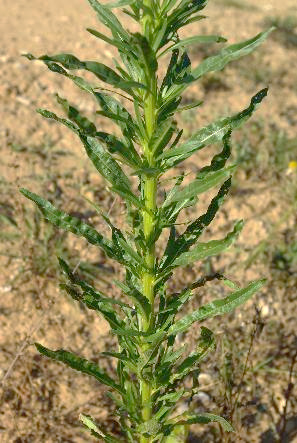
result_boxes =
[168,279,266,336]
[171,219,243,268]
[35,343,124,394]
[160,89,268,168]
[19,188,117,258]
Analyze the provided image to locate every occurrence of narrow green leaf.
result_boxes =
[168,279,266,336]
[87,0,130,41]
[25,52,146,95]
[157,390,185,404]
[160,89,268,168]
[170,327,215,383]
[80,414,119,442]
[191,28,274,80]
[117,237,147,268]
[113,279,151,318]
[163,28,274,100]
[59,257,129,309]
[36,343,124,394]
[106,0,135,8]
[172,219,243,268]
[87,27,127,51]
[176,100,203,113]
[19,188,115,257]
[79,135,132,192]
[167,412,233,431]
[161,35,227,56]
[160,179,232,270]
[96,132,141,168]
[37,108,79,133]
[163,166,235,207]
[94,92,136,140]
[56,94,97,135]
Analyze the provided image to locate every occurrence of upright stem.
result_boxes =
[140,4,157,441]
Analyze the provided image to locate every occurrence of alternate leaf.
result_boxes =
[24,52,146,95]
[36,343,124,394]
[160,35,227,56]
[79,134,132,192]
[163,28,274,101]
[56,94,97,135]
[191,28,274,80]
[160,88,268,168]
[171,219,243,268]
[166,412,233,431]
[168,279,266,336]
[170,327,215,383]
[80,414,119,442]
[19,188,116,258]
[163,166,235,208]
[160,179,232,270]
[87,0,130,41]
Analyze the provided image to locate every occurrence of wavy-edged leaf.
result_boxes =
[160,89,268,168]
[59,256,129,304]
[19,188,116,257]
[168,279,266,336]
[163,166,235,208]
[24,52,146,95]
[56,94,97,135]
[163,28,274,100]
[170,327,215,383]
[161,179,232,271]
[87,0,130,41]
[96,132,141,167]
[166,412,233,431]
[171,219,243,268]
[164,0,208,46]
[23,53,98,96]
[87,27,127,52]
[160,35,227,56]
[80,414,119,442]
[160,50,191,96]
[114,279,151,319]
[36,343,124,394]
[94,91,136,140]
[176,100,203,113]
[37,108,79,133]
[80,134,131,189]
[191,28,274,80]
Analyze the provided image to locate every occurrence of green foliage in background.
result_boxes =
[20,0,272,441]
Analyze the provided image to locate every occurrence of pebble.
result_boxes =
[198,373,212,388]
[0,286,12,293]
[16,96,31,106]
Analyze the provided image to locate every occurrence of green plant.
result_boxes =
[20,1,273,441]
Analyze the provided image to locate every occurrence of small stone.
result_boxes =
[198,373,212,388]
[16,96,30,106]
[258,300,270,317]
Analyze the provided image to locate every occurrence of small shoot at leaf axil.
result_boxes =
[20,0,273,441]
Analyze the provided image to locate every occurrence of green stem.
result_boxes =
[140,130,157,443]
[139,4,158,442]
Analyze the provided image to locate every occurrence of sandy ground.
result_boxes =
[0,0,297,442]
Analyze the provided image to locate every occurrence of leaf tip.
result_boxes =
[22,53,35,60]
[19,187,30,198]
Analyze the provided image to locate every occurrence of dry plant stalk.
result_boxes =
[20,0,272,441]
